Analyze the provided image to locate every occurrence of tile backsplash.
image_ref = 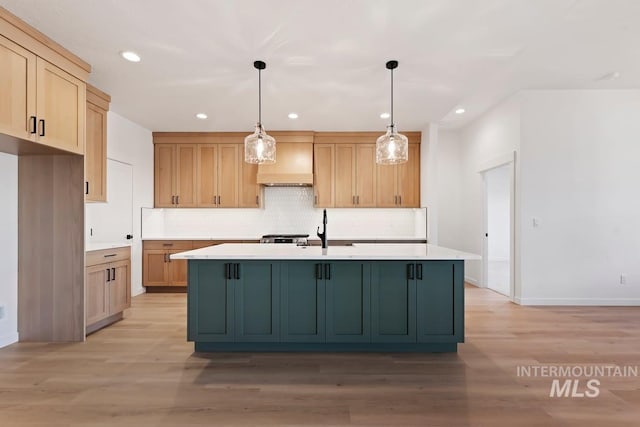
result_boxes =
[142,187,426,239]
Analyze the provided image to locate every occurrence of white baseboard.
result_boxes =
[132,286,146,297]
[465,276,481,286]
[0,332,18,348]
[517,297,640,306]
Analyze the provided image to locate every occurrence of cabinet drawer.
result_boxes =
[143,240,193,250]
[86,246,131,266]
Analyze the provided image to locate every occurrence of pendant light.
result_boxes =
[376,60,408,164]
[245,60,276,164]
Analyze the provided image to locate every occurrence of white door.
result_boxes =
[484,164,511,296]
[86,159,133,244]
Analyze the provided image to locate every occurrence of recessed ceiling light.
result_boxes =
[288,112,299,119]
[195,113,208,120]
[455,108,465,114]
[380,112,390,119]
[120,51,141,62]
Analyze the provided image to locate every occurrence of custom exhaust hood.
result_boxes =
[256,132,314,186]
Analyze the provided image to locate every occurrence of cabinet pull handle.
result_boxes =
[399,195,402,205]
[29,116,37,134]
[417,263,423,280]
[217,195,221,205]
[162,243,174,247]
[111,267,116,280]
[85,181,89,195]
[234,263,240,280]
[164,253,168,263]
[352,195,355,205]
[407,264,415,280]
[256,195,259,206]
[106,268,111,282]
[103,254,117,258]
[395,195,398,205]
[357,195,360,205]
[315,263,323,280]
[224,263,230,279]
[171,195,175,205]
[38,119,45,136]
[324,263,331,280]
[176,195,179,205]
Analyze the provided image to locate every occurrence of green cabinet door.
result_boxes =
[234,262,280,342]
[371,262,416,343]
[188,261,234,342]
[416,261,464,343]
[326,262,370,342]
[280,262,325,342]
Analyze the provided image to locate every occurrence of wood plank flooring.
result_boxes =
[1,285,639,426]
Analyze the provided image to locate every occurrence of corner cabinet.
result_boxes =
[188,259,463,352]
[86,246,131,334]
[0,35,85,154]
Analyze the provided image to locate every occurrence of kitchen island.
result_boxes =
[172,243,479,352]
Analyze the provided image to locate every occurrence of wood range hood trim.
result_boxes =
[256,131,314,186]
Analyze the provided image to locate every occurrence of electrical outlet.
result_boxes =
[620,274,627,285]
[0,305,5,320]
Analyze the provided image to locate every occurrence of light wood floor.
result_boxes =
[1,285,639,426]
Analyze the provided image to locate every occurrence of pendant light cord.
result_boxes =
[258,68,262,125]
[390,67,394,126]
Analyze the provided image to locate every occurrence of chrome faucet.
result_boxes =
[317,209,328,249]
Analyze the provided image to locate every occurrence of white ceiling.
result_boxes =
[2,0,640,131]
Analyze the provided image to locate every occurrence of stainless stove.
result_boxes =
[260,234,309,245]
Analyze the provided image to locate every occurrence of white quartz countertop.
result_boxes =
[170,243,480,261]
[86,242,132,252]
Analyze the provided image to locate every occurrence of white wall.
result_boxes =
[437,96,521,287]
[0,153,18,348]
[436,130,463,250]
[519,90,640,304]
[86,112,153,297]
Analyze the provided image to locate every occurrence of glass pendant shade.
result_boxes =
[376,124,408,164]
[376,60,408,164]
[244,123,276,164]
[245,60,276,164]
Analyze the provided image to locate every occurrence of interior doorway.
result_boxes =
[483,164,512,297]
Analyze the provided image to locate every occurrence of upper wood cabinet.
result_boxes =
[313,144,335,207]
[317,143,376,208]
[154,143,197,207]
[0,35,85,155]
[197,144,240,208]
[35,58,85,154]
[85,84,110,202]
[376,144,420,208]
[153,133,264,208]
[239,158,261,208]
[314,132,421,208]
[0,35,36,141]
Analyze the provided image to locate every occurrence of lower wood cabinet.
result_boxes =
[143,240,260,289]
[142,240,192,287]
[187,259,463,351]
[86,246,131,334]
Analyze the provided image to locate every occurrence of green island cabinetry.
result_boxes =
[188,259,464,352]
